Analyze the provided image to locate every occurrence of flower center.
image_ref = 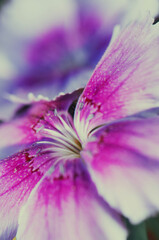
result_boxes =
[37,111,82,164]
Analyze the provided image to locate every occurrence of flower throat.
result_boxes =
[37,109,82,163]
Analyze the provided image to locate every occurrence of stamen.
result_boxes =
[37,112,82,163]
[36,125,44,133]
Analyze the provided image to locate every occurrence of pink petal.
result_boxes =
[82,113,159,224]
[0,89,83,238]
[0,144,54,239]
[16,160,127,240]
[75,15,159,140]
[0,89,82,159]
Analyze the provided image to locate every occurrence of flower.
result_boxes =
[0,0,158,121]
[0,0,126,94]
[1,14,159,239]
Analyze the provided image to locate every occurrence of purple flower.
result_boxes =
[0,0,123,93]
[1,15,159,239]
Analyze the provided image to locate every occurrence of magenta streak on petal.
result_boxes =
[17,160,127,240]
[0,144,54,240]
[75,15,159,139]
[82,113,159,224]
[0,89,83,239]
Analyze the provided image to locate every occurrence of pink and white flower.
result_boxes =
[1,14,159,239]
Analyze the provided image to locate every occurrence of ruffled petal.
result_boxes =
[16,160,127,240]
[0,144,54,240]
[75,15,159,142]
[82,112,159,224]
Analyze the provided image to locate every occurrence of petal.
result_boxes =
[82,112,159,224]
[0,89,83,159]
[17,160,127,240]
[0,144,54,240]
[75,15,159,142]
[10,14,110,98]
[0,89,83,238]
[0,101,49,159]
[17,159,126,240]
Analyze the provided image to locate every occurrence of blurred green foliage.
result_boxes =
[0,0,10,10]
[126,215,159,240]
